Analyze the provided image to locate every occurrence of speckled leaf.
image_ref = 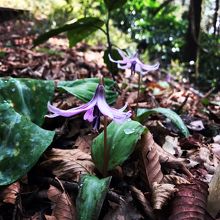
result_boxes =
[58,78,117,104]
[137,108,189,137]
[91,120,145,173]
[76,175,111,220]
[0,77,54,125]
[0,102,55,186]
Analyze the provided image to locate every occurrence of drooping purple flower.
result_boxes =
[46,84,131,131]
[109,49,159,75]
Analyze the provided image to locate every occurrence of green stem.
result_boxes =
[103,116,109,177]
[106,10,112,51]
[105,10,116,81]
[136,73,141,115]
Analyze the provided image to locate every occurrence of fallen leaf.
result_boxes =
[138,132,163,190]
[74,134,95,153]
[213,135,220,144]
[0,182,20,204]
[152,182,177,210]
[130,186,155,220]
[169,179,208,220]
[103,196,143,220]
[162,136,182,157]
[187,120,205,131]
[41,148,94,181]
[207,164,220,218]
[47,184,76,220]
[162,175,190,185]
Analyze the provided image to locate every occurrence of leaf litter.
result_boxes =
[0,18,220,220]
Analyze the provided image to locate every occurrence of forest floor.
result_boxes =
[0,19,220,220]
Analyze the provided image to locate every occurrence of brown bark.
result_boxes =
[183,0,203,62]
[213,0,219,35]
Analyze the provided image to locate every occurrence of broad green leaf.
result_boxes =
[57,78,117,104]
[33,17,104,47]
[76,175,111,220]
[0,102,55,186]
[0,77,54,126]
[92,120,145,173]
[67,17,104,47]
[137,107,189,137]
[103,48,121,74]
[104,0,127,11]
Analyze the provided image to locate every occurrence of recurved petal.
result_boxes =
[118,62,132,70]
[83,107,95,122]
[141,62,160,72]
[47,101,96,118]
[108,54,128,64]
[116,48,128,59]
[111,109,132,123]
[111,102,128,113]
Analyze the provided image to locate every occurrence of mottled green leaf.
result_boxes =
[76,175,111,220]
[0,102,55,185]
[92,120,145,173]
[67,17,104,47]
[137,107,189,137]
[57,78,117,104]
[104,0,127,11]
[0,77,54,126]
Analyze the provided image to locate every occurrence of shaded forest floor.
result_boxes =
[0,18,220,220]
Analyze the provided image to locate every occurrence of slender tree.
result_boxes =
[183,0,203,63]
[213,0,219,35]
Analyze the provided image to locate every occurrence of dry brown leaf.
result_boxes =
[103,197,143,220]
[44,215,57,220]
[169,179,208,220]
[127,91,138,105]
[157,139,193,177]
[41,148,95,181]
[162,136,182,157]
[130,186,155,220]
[0,182,20,205]
[138,132,163,190]
[74,134,95,153]
[47,185,76,220]
[152,182,177,210]
[162,175,190,185]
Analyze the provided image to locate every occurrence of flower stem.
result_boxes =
[136,73,141,115]
[103,116,109,177]
[105,10,116,81]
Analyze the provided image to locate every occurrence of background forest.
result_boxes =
[1,0,219,90]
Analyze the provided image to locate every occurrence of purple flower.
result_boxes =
[46,84,131,130]
[109,49,159,75]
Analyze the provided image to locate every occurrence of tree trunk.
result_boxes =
[183,0,203,62]
[213,0,219,35]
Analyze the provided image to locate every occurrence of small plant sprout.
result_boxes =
[109,48,159,113]
[46,78,131,176]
